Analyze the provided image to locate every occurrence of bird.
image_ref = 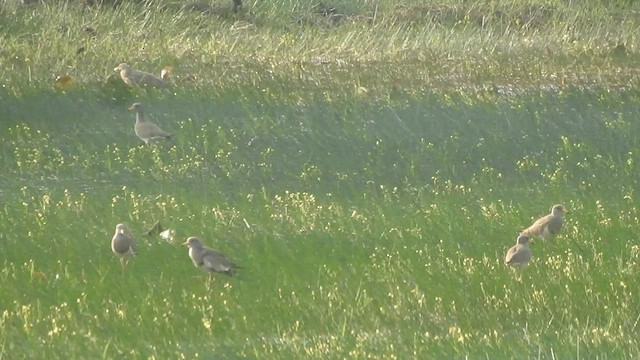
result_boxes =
[114,63,169,88]
[522,204,567,241]
[182,237,238,276]
[111,223,137,268]
[505,234,532,268]
[128,103,172,145]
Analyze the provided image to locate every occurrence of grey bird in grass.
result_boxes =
[111,223,137,268]
[505,234,532,268]
[114,63,169,88]
[182,237,238,276]
[522,204,567,241]
[128,103,172,145]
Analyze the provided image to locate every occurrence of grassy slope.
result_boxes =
[1,0,640,358]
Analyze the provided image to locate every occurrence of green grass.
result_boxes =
[1,0,640,358]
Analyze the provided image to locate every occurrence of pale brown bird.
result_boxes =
[505,234,532,268]
[114,63,169,88]
[128,103,172,145]
[182,237,238,276]
[522,204,567,241]
[111,223,137,268]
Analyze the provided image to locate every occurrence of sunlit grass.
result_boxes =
[3,87,640,357]
[0,0,638,96]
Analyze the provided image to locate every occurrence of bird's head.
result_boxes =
[182,237,202,248]
[115,223,128,234]
[114,63,130,72]
[516,234,530,245]
[551,204,566,217]
[128,103,143,112]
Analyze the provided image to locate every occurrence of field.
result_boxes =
[1,0,640,358]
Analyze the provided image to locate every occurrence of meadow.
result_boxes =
[1,0,640,358]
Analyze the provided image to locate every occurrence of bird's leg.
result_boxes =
[515,268,525,282]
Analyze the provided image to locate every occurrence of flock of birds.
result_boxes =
[504,204,567,268]
[110,203,565,279]
[113,63,174,144]
[110,63,567,277]
[112,223,239,277]
[110,63,237,278]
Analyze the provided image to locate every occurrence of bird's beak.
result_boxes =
[128,106,135,111]
[181,241,189,247]
[114,66,119,71]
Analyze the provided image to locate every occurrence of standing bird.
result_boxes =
[128,103,172,145]
[522,204,567,241]
[505,234,532,268]
[111,223,137,268]
[182,237,238,276]
[114,63,169,88]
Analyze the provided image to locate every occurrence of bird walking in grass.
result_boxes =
[114,63,169,88]
[128,103,172,145]
[111,223,137,268]
[522,204,566,241]
[505,234,532,268]
[182,237,238,277]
